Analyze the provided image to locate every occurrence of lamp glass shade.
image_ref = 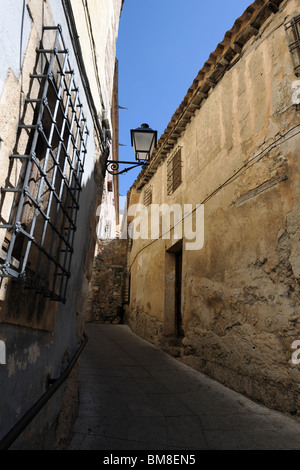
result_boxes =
[131,124,157,161]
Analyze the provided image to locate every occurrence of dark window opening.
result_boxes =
[0,25,89,303]
[175,248,183,338]
[285,14,300,76]
[122,266,131,305]
[167,148,182,195]
[143,187,152,206]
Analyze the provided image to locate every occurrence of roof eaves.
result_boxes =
[132,0,283,191]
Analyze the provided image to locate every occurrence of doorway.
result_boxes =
[175,248,183,337]
[165,239,183,338]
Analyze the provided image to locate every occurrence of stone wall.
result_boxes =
[124,0,300,414]
[86,239,127,324]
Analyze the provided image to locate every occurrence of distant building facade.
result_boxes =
[97,58,120,241]
[124,0,300,414]
[0,0,123,448]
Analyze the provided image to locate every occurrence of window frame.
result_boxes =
[167,147,182,196]
[285,14,300,76]
[143,186,153,206]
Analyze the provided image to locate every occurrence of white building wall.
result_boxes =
[0,0,123,449]
[0,0,32,97]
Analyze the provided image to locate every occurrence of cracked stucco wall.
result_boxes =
[125,0,300,414]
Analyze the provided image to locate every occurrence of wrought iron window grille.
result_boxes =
[285,14,300,76]
[143,186,152,206]
[0,25,89,303]
[167,147,182,196]
[122,266,131,305]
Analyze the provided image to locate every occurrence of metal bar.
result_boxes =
[36,48,68,54]
[24,176,74,248]
[69,107,84,185]
[4,34,59,274]
[24,99,42,103]
[0,332,88,450]
[45,76,80,293]
[42,25,62,31]
[15,226,70,277]
[29,74,49,79]
[18,124,38,129]
[63,130,89,297]
[55,102,85,296]
[69,119,86,213]
[33,50,71,283]
[21,32,68,276]
[1,24,88,302]
[107,159,150,164]
[1,188,22,193]
[53,190,74,295]
[9,154,31,160]
[61,127,88,301]
[30,238,69,274]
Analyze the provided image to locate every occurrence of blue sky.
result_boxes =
[116,0,252,196]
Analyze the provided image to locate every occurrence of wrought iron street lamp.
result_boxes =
[130,123,157,161]
[106,123,157,175]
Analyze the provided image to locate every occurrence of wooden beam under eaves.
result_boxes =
[267,1,279,13]
[188,102,200,110]
[206,77,217,88]
[218,56,230,66]
[248,23,260,34]
[231,42,242,54]
[196,90,208,99]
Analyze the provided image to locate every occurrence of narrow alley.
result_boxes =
[66,323,300,450]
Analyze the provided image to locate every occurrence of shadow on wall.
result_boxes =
[0,155,105,449]
[86,238,127,324]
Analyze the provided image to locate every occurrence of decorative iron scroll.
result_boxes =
[106,160,148,175]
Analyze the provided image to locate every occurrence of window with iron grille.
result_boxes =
[143,186,152,206]
[122,266,131,305]
[285,14,300,76]
[0,25,89,303]
[167,148,182,195]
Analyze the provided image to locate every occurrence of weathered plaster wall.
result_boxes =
[0,0,122,448]
[0,0,32,97]
[69,0,122,117]
[125,0,300,413]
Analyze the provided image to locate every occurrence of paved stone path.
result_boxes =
[66,323,300,450]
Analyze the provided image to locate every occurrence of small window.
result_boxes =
[0,25,89,303]
[285,14,300,76]
[107,180,113,192]
[167,148,182,195]
[122,266,131,305]
[143,186,152,206]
